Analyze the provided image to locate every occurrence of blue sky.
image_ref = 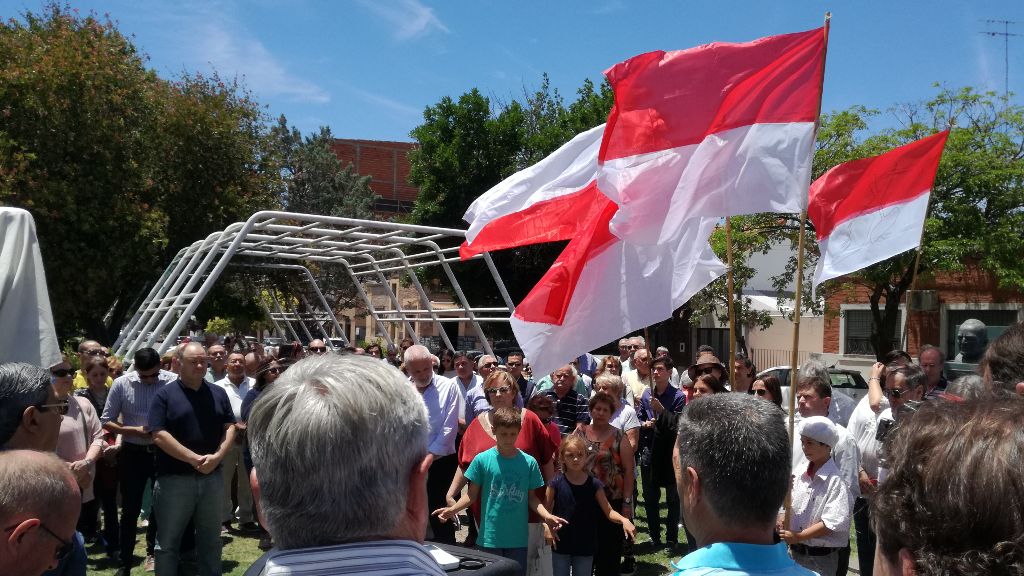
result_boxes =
[3,0,1022,142]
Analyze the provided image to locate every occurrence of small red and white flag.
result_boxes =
[462,28,828,377]
[809,130,950,286]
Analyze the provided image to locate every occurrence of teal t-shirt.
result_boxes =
[465,446,544,549]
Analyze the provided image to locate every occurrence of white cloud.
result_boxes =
[349,87,421,118]
[358,0,449,41]
[138,2,330,104]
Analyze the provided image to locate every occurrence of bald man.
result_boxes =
[0,451,82,576]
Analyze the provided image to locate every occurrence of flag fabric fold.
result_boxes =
[461,28,829,377]
[599,27,826,245]
[809,130,950,286]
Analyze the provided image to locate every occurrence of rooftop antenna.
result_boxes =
[981,19,1019,104]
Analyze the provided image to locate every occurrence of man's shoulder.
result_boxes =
[248,539,446,576]
[671,542,816,576]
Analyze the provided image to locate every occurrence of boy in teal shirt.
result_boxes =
[434,407,566,573]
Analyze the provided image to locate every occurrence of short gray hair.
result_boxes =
[0,450,78,523]
[0,363,51,447]
[403,344,432,364]
[248,354,429,549]
[594,373,623,394]
[797,359,831,397]
[476,355,496,370]
[677,393,790,526]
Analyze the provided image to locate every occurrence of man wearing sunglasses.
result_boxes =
[0,450,82,576]
[101,347,177,575]
[73,340,111,391]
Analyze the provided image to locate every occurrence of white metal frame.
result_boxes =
[113,211,514,360]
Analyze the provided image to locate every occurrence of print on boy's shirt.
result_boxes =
[489,478,527,505]
[465,447,545,549]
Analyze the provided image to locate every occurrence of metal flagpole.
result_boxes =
[785,12,831,530]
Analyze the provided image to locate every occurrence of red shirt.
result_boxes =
[458,408,554,522]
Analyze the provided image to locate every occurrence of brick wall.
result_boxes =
[330,139,419,215]
[823,263,1024,357]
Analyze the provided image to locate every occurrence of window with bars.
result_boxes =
[843,309,902,355]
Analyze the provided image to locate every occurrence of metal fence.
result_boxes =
[749,348,811,371]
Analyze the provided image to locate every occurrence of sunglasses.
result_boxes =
[309,347,327,353]
[698,367,718,375]
[884,388,910,399]
[37,401,70,416]
[481,362,498,369]
[486,386,512,395]
[85,350,109,357]
[210,352,226,358]
[265,367,282,376]
[50,368,72,378]
[507,362,522,367]
[753,389,768,396]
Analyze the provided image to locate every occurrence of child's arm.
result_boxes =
[433,481,480,522]
[528,491,567,532]
[446,466,468,506]
[595,487,636,541]
[543,485,558,548]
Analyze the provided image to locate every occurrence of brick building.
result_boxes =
[823,263,1024,360]
[330,139,418,216]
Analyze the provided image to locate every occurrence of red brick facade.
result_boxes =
[823,263,1024,357]
[330,139,419,216]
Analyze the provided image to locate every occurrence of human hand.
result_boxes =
[432,507,457,523]
[621,518,636,541]
[870,362,885,379]
[858,470,876,496]
[543,525,558,549]
[779,530,800,544]
[543,513,568,532]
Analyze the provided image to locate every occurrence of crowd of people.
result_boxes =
[1,321,1022,576]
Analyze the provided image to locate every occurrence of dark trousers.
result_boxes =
[118,444,159,567]
[594,498,625,576]
[640,463,679,544]
[426,454,458,544]
[854,497,875,576]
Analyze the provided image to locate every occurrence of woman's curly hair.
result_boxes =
[871,394,1024,575]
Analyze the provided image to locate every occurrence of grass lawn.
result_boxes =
[84,480,858,576]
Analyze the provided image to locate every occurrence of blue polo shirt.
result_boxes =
[148,379,235,476]
[671,542,816,575]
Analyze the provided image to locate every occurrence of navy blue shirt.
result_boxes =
[549,474,605,555]
[148,379,235,476]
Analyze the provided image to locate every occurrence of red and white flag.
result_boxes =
[462,28,828,377]
[809,130,950,286]
[600,28,826,245]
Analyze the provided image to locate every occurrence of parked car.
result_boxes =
[756,366,869,428]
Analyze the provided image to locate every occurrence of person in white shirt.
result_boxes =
[214,351,254,530]
[780,416,851,576]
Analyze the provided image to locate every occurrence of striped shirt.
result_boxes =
[100,369,176,445]
[246,540,447,576]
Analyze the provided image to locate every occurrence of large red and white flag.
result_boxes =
[600,28,826,245]
[809,130,950,286]
[462,28,827,377]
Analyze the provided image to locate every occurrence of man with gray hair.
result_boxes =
[0,451,82,576]
[0,363,65,452]
[245,354,448,574]
[672,394,815,575]
[404,344,460,545]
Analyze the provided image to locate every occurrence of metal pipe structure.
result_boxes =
[115,211,514,358]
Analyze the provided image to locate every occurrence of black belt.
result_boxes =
[790,543,838,556]
[122,443,156,453]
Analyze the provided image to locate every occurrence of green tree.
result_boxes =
[0,5,282,342]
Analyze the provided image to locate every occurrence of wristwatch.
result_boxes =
[623,497,633,504]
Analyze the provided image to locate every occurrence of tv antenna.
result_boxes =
[981,19,1019,103]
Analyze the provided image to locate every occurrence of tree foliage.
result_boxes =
[407,77,613,321]
[0,4,283,341]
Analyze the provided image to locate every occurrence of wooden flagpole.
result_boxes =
[901,225,928,351]
[784,12,831,530]
[726,218,737,386]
